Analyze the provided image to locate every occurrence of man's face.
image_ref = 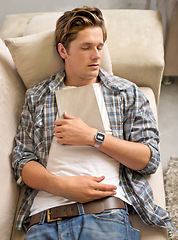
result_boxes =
[60,27,104,86]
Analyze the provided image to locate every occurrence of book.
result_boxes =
[55,84,105,132]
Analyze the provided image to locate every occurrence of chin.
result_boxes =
[87,70,99,78]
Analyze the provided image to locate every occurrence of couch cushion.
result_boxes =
[5,31,112,89]
[5,31,64,89]
[23,12,62,36]
[140,87,166,210]
[140,87,157,121]
[0,13,51,40]
[23,12,108,36]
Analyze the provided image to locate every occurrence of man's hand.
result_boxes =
[50,175,117,203]
[22,162,117,203]
[54,112,97,146]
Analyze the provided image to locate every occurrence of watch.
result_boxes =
[94,131,105,148]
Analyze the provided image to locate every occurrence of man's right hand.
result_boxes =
[49,175,117,203]
[22,161,117,203]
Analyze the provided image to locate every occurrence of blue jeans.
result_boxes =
[25,205,140,240]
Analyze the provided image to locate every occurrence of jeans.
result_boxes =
[25,205,140,240]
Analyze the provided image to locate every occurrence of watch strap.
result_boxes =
[94,131,105,148]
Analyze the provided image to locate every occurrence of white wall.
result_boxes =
[0,0,155,28]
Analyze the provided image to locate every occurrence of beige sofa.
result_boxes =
[0,9,168,240]
[157,0,178,77]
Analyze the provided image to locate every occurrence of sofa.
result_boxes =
[157,0,178,77]
[0,9,168,240]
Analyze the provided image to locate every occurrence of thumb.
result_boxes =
[63,112,75,119]
[94,176,105,183]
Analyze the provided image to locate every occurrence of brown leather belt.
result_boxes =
[29,197,125,228]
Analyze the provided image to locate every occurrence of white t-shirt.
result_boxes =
[30,83,130,216]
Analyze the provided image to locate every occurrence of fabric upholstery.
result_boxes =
[23,12,62,36]
[0,13,49,39]
[163,1,178,76]
[102,10,164,105]
[157,0,178,76]
[0,38,25,240]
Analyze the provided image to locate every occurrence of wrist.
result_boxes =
[88,128,98,146]
[93,130,105,148]
[46,173,63,196]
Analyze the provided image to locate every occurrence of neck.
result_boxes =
[64,74,99,87]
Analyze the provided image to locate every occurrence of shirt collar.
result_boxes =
[48,68,66,93]
[99,68,125,92]
[48,68,125,93]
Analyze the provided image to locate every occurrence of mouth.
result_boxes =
[88,63,100,69]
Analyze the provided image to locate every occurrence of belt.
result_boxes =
[29,197,125,228]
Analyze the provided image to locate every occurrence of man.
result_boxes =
[12,6,175,240]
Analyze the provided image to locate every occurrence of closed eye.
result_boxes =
[80,43,104,51]
[97,45,104,50]
[81,47,90,50]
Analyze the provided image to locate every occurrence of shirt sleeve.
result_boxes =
[12,93,39,187]
[123,85,160,175]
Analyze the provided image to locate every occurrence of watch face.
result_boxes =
[96,132,105,142]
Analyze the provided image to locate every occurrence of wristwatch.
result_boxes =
[94,131,105,148]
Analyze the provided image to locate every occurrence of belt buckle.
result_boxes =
[47,209,62,222]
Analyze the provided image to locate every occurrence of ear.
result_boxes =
[57,43,68,60]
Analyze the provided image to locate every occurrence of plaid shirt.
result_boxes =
[12,68,175,232]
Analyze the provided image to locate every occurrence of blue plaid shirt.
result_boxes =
[12,68,175,232]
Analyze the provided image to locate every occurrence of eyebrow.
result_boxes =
[80,42,104,46]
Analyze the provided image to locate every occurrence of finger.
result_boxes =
[55,132,63,138]
[95,182,117,192]
[94,190,117,199]
[80,190,116,204]
[54,119,68,130]
[54,119,68,126]
[92,176,105,183]
[56,138,64,144]
[54,124,64,132]
[54,119,61,126]
[92,176,117,190]
[63,112,75,119]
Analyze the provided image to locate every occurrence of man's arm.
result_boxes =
[98,134,151,171]
[54,112,151,171]
[21,161,117,203]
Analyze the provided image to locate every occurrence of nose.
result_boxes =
[91,47,101,60]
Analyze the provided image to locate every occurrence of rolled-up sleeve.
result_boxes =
[123,86,160,175]
[12,95,38,187]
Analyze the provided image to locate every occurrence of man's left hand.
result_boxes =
[54,112,97,146]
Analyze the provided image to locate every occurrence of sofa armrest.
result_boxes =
[0,38,26,240]
[103,10,164,105]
